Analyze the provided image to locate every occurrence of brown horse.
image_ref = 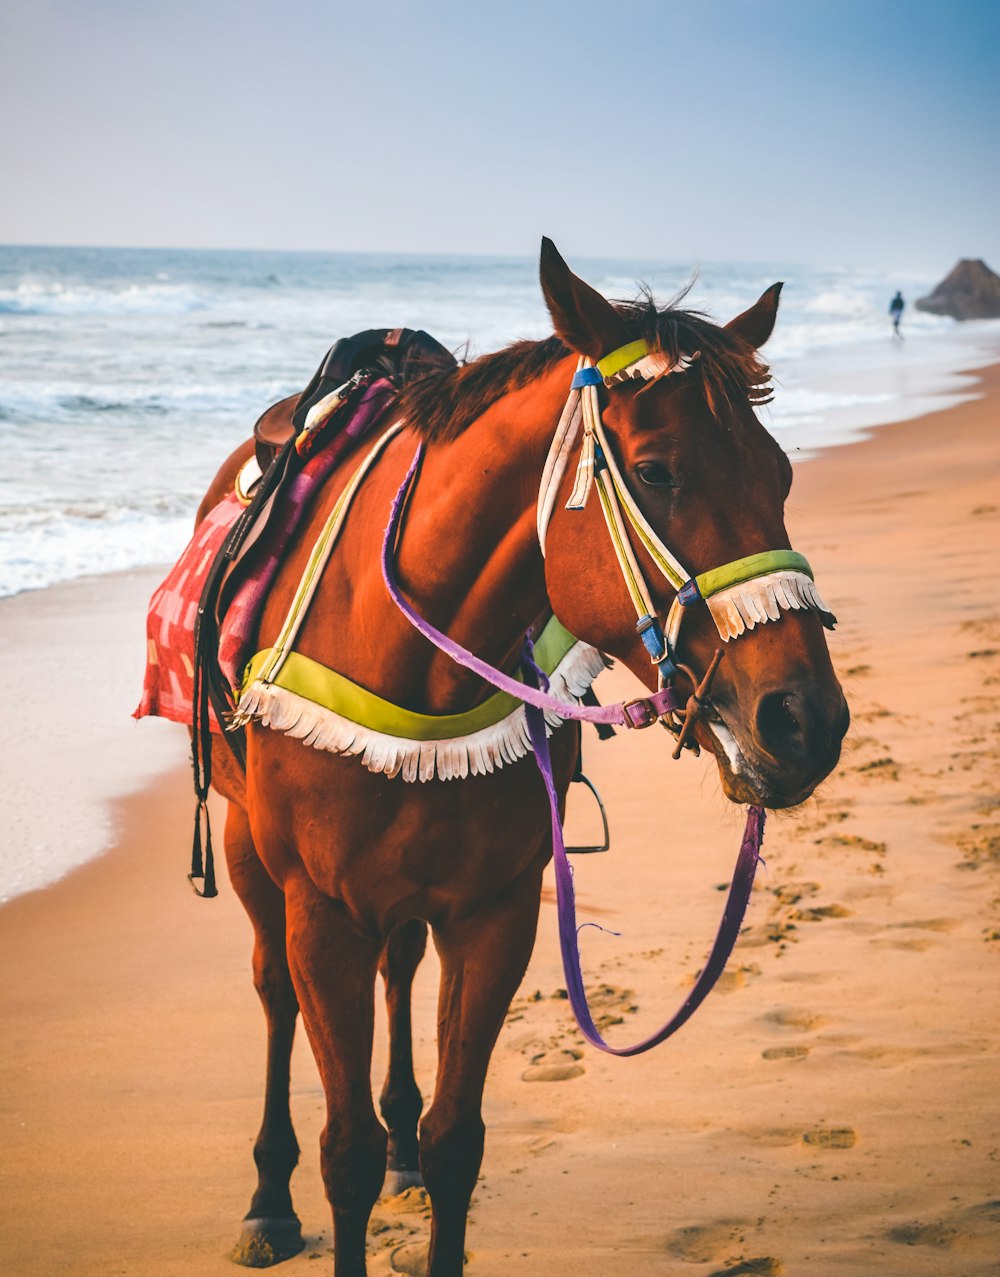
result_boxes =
[197,240,848,1276]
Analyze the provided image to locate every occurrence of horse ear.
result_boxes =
[726,282,783,350]
[539,237,630,360]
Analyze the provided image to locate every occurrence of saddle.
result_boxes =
[253,327,455,468]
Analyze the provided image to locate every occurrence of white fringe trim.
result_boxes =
[232,641,608,783]
[707,570,835,641]
[604,350,700,385]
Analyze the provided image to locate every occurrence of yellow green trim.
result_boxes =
[595,473,651,616]
[240,615,580,741]
[617,502,688,589]
[696,551,813,599]
[257,475,356,683]
[596,338,649,381]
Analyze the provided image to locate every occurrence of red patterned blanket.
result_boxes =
[135,375,398,734]
[134,493,243,732]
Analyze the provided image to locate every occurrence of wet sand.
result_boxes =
[2,363,999,1275]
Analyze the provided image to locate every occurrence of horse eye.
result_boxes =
[635,461,677,488]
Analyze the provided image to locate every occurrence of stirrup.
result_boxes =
[566,771,610,855]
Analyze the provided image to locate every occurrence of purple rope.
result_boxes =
[382,441,766,1055]
[523,656,765,1054]
[381,443,678,727]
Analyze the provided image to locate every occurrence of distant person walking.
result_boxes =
[889,290,904,339]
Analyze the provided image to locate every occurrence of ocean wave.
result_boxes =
[765,386,896,429]
[0,505,194,598]
[1,244,995,602]
[0,376,295,422]
[0,280,210,317]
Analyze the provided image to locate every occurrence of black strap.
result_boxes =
[187,440,303,896]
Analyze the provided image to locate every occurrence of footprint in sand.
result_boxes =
[870,935,937,952]
[684,963,761,993]
[887,1201,1000,1257]
[814,833,886,854]
[522,1049,584,1082]
[887,1221,959,1248]
[789,903,853,922]
[956,824,1000,870]
[666,1218,752,1263]
[854,757,900,781]
[770,881,821,906]
[708,1260,783,1277]
[856,705,893,722]
[802,1127,857,1149]
[762,1007,828,1032]
[577,983,639,1028]
[761,1045,809,1062]
[889,917,958,932]
[747,1128,802,1148]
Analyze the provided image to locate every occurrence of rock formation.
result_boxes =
[916,259,1000,320]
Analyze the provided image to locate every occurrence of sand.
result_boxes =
[2,363,999,1276]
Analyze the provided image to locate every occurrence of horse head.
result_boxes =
[539,239,849,809]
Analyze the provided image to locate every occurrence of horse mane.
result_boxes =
[399,291,773,443]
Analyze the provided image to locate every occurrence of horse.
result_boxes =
[194,239,848,1276]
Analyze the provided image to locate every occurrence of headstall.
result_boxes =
[536,341,835,748]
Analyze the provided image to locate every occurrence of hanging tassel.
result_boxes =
[188,799,218,898]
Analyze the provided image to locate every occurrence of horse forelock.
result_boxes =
[399,292,772,443]
[623,291,774,420]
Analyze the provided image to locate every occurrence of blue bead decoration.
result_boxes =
[677,578,702,607]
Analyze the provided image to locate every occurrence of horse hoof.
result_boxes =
[231,1216,305,1267]
[382,1168,424,1197]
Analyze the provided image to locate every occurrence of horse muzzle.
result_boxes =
[699,676,850,809]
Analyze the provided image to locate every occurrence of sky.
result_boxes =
[1,0,997,269]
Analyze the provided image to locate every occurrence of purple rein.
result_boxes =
[382,442,766,1055]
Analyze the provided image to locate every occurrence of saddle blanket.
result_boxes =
[135,375,398,733]
[134,493,243,732]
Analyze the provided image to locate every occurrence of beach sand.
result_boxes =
[2,364,999,1276]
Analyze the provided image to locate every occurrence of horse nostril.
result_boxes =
[755,690,806,758]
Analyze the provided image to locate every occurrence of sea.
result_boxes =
[2,243,999,601]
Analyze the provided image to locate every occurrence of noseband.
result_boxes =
[537,344,835,709]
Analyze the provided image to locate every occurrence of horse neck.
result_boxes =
[379,353,577,713]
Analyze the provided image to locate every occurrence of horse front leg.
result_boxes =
[421,862,544,1277]
[378,918,429,1196]
[224,801,304,1268]
[284,875,386,1277]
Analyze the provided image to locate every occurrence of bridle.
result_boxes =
[537,342,834,749]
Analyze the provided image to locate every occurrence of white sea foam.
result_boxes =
[0,506,194,597]
[0,279,209,316]
[1,246,997,601]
